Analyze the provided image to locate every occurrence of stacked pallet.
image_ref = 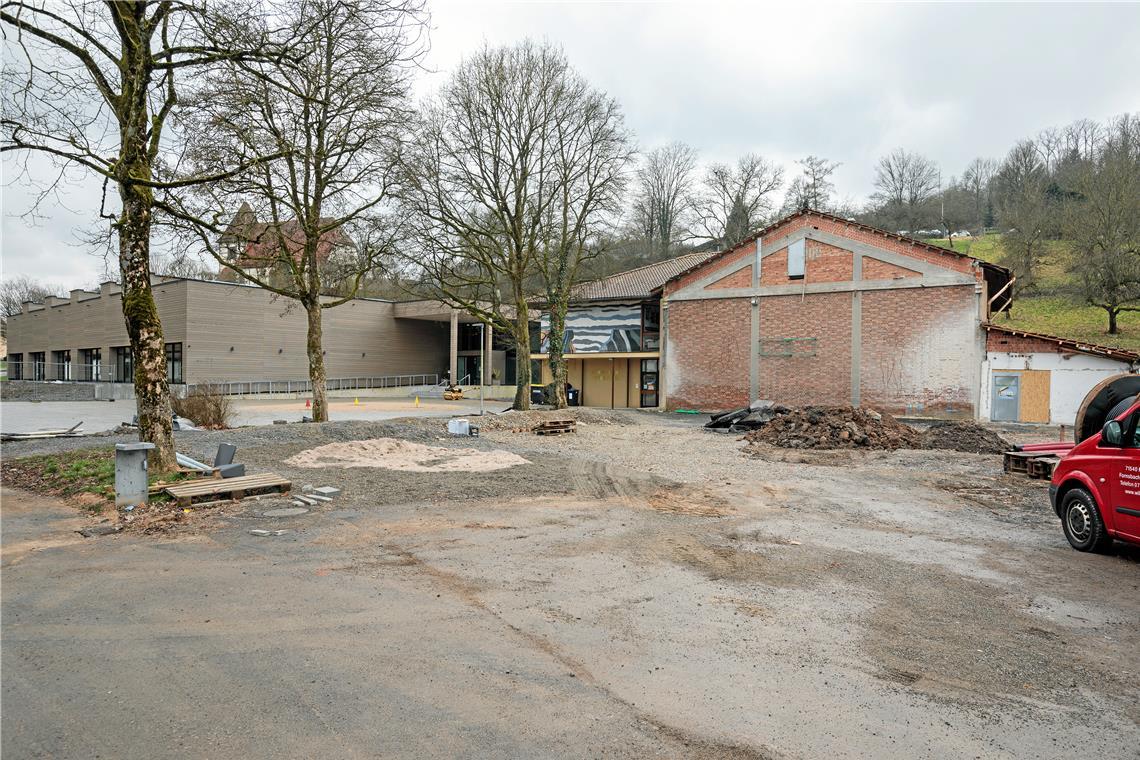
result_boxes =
[533,419,576,436]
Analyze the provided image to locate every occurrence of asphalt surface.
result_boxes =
[2,412,1138,759]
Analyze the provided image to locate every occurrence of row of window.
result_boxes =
[8,344,183,384]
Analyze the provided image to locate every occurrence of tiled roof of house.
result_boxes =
[984,323,1140,362]
[572,252,714,302]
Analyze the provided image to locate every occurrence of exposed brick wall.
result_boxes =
[860,286,978,417]
[663,211,978,297]
[757,292,852,406]
[665,298,750,410]
[862,258,918,280]
[708,265,752,289]
[986,330,1067,354]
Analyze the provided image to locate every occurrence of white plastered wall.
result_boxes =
[979,351,1134,424]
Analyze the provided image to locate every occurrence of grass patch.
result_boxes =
[2,449,186,512]
[926,234,1139,351]
[993,296,1140,352]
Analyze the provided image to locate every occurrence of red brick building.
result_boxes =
[657,209,1013,418]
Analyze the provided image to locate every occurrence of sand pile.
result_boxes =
[285,438,530,473]
[742,406,920,450]
[918,421,1011,454]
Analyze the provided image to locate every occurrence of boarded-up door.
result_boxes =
[1018,369,1051,423]
[582,358,614,407]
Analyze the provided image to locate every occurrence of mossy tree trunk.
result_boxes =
[306,299,329,422]
[513,297,531,410]
[547,303,568,409]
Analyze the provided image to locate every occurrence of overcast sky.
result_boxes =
[3,0,1138,287]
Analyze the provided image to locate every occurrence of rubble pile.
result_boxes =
[741,406,921,450]
[918,421,1011,454]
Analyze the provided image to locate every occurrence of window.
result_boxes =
[458,324,483,351]
[165,342,183,384]
[30,352,46,381]
[641,302,661,351]
[52,350,71,381]
[112,346,133,383]
[788,238,805,279]
[79,348,101,381]
[9,353,22,380]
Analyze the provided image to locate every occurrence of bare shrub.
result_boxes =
[172,384,234,429]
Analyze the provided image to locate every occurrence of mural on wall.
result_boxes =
[540,302,643,353]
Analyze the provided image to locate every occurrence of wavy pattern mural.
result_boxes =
[541,302,643,353]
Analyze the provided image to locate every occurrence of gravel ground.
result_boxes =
[3,410,1138,759]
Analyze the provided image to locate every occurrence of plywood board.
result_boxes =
[1018,369,1051,423]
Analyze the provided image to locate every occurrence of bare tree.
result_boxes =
[1,1,281,469]
[403,41,597,410]
[629,142,696,258]
[1066,114,1140,334]
[164,0,427,422]
[0,274,64,321]
[872,149,940,232]
[692,153,783,248]
[962,157,997,230]
[782,155,839,213]
[995,139,1054,299]
[536,63,634,409]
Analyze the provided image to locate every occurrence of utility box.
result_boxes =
[115,442,155,508]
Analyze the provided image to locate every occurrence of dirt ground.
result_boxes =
[3,410,1138,759]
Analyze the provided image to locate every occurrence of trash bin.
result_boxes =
[530,386,545,405]
[567,388,580,406]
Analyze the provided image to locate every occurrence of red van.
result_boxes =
[1051,399,1140,552]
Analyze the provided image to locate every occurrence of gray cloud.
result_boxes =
[4,1,1138,285]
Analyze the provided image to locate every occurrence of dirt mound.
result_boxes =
[919,421,1011,454]
[284,438,530,472]
[742,406,920,450]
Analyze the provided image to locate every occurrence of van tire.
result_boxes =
[1060,488,1112,553]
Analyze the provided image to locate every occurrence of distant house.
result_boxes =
[217,202,355,283]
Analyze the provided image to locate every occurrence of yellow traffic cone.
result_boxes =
[414,395,420,407]
[354,397,359,405]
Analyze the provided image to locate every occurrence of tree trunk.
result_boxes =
[1108,307,1119,335]
[513,298,531,410]
[119,182,176,472]
[307,302,329,421]
[547,304,568,409]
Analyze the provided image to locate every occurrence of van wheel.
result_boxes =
[1061,488,1112,553]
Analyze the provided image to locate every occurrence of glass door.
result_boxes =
[640,358,658,408]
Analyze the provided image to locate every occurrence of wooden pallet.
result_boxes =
[534,419,576,436]
[1027,455,1061,479]
[164,473,291,507]
[1003,450,1049,474]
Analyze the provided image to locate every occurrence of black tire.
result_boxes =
[1060,488,1113,553]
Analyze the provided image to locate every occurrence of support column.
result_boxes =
[449,310,458,386]
[851,253,863,406]
[749,237,762,403]
[483,321,493,385]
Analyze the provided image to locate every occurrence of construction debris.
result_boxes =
[163,473,292,507]
[706,401,786,432]
[77,523,122,538]
[249,529,290,537]
[742,406,921,450]
[918,421,1011,454]
[2,421,84,441]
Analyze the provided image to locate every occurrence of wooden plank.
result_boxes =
[1019,369,1051,423]
[164,473,290,502]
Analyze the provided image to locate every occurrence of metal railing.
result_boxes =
[205,373,439,396]
[3,365,437,397]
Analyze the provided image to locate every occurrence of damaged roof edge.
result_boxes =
[984,322,1140,363]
